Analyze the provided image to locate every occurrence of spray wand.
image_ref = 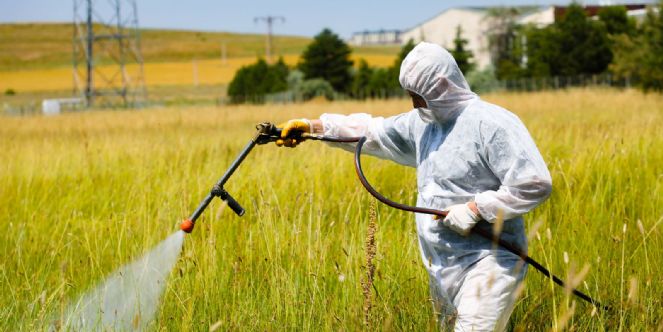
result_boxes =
[179,123,283,233]
[179,122,609,311]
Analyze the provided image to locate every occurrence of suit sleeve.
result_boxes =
[319,112,417,167]
[474,119,553,222]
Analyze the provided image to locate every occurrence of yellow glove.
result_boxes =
[276,119,311,147]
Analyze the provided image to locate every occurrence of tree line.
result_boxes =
[228,28,415,103]
[489,2,662,92]
[228,2,662,103]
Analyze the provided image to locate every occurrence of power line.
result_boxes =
[73,0,147,108]
[254,15,285,63]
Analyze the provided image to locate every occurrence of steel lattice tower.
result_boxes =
[73,0,147,108]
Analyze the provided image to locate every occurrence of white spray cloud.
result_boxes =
[60,230,185,331]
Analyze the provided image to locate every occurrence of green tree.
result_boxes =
[611,2,663,92]
[554,3,611,76]
[368,68,391,98]
[396,39,417,65]
[523,3,612,78]
[352,59,374,99]
[352,40,416,100]
[598,6,636,36]
[450,25,475,74]
[298,28,354,93]
[267,58,289,92]
[227,57,290,103]
[524,25,559,77]
[385,39,416,92]
[485,7,525,79]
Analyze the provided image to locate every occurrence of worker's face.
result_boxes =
[409,90,438,124]
[408,90,427,108]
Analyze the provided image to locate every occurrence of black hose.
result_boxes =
[314,135,608,311]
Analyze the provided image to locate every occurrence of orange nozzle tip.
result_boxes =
[180,219,194,233]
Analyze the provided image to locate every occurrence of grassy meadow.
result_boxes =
[0,89,662,330]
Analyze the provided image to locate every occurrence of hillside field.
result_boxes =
[0,23,400,94]
[0,53,397,94]
[0,89,661,330]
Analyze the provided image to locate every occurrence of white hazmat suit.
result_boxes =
[320,42,552,331]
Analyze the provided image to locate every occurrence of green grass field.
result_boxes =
[0,89,661,330]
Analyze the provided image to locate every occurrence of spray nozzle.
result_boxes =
[180,219,194,233]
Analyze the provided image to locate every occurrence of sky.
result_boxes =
[0,0,655,39]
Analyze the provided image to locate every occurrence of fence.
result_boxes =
[495,73,633,92]
[224,73,635,105]
[1,73,639,115]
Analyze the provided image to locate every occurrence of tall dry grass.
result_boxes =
[0,88,661,330]
[362,199,378,328]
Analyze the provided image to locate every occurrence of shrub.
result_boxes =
[227,58,289,103]
[466,67,500,94]
[296,78,335,101]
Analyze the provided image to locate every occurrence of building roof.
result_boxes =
[353,3,653,37]
[553,4,648,19]
[402,3,651,31]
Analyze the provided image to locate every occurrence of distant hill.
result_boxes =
[0,23,400,71]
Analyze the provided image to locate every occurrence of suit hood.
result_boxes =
[399,42,478,123]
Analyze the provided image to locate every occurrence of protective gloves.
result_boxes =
[436,203,481,236]
[276,118,311,147]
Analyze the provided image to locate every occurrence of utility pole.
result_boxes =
[85,0,93,106]
[73,0,147,108]
[192,58,199,86]
[254,16,285,63]
[220,42,227,66]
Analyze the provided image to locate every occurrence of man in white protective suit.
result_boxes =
[276,42,553,331]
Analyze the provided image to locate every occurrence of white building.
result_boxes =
[351,4,649,70]
[349,29,401,45]
[399,7,556,69]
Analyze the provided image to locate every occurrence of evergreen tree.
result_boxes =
[395,39,417,67]
[298,28,354,93]
[352,40,416,99]
[386,39,416,92]
[450,25,475,74]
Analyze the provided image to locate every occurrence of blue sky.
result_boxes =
[0,0,654,38]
